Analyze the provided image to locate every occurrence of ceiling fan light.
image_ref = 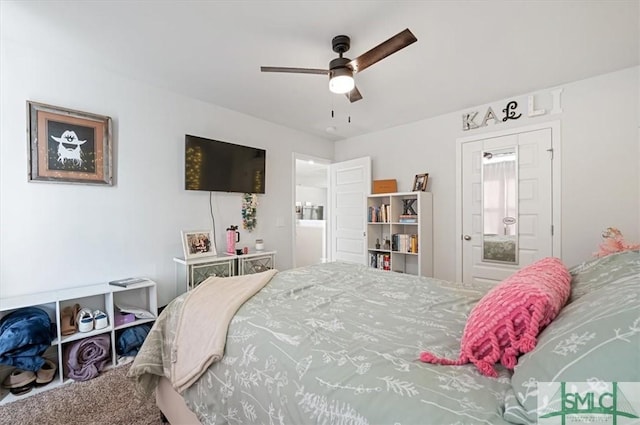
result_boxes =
[329,68,354,94]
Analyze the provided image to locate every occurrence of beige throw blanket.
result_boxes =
[170,269,277,393]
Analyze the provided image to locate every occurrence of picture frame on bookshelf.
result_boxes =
[181,230,217,259]
[27,101,113,185]
[412,173,429,191]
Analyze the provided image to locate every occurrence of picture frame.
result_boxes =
[412,173,429,191]
[27,101,113,185]
[181,230,217,259]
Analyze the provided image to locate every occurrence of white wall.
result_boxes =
[0,38,332,305]
[295,220,327,267]
[336,67,640,281]
[296,186,327,211]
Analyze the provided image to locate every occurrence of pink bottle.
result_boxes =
[226,225,240,254]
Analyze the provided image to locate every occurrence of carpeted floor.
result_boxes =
[0,364,163,425]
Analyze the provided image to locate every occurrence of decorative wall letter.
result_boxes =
[502,101,522,122]
[550,88,563,114]
[462,112,480,131]
[481,107,499,127]
[527,95,545,117]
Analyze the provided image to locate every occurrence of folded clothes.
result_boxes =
[117,324,152,357]
[0,307,52,371]
[115,303,154,319]
[64,334,110,381]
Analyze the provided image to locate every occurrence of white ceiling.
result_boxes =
[3,1,639,142]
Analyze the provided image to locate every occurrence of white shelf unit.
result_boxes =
[174,250,277,293]
[0,279,157,405]
[367,191,433,277]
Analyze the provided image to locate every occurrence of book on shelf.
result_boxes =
[109,277,147,287]
[383,254,390,270]
[410,234,418,253]
[368,204,391,223]
[369,252,391,270]
[398,214,418,223]
[392,234,419,253]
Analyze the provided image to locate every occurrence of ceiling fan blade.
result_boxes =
[347,28,417,73]
[345,85,363,103]
[260,66,328,75]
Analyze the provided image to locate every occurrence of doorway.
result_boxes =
[293,154,330,268]
[292,154,371,268]
[455,122,562,284]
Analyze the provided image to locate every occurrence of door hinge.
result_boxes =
[546,148,554,160]
[551,225,554,236]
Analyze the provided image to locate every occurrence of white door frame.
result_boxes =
[291,153,331,268]
[455,121,562,282]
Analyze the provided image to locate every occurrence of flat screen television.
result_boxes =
[185,135,266,193]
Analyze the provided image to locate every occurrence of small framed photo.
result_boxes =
[412,173,429,191]
[27,101,113,185]
[181,230,217,259]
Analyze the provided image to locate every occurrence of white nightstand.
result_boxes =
[237,250,277,275]
[173,250,276,293]
[173,255,235,292]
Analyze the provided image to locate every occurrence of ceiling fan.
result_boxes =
[261,29,417,103]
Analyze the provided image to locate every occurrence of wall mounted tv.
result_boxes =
[185,135,266,194]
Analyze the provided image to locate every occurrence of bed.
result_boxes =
[129,251,640,425]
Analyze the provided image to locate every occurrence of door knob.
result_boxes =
[463,235,471,241]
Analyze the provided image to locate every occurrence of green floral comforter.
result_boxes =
[161,262,514,425]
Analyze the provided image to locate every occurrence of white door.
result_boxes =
[329,157,371,264]
[459,125,559,285]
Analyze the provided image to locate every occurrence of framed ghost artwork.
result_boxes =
[27,101,113,185]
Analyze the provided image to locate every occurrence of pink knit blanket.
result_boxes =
[420,257,571,377]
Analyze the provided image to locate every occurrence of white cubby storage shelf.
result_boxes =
[367,191,433,277]
[0,279,157,404]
